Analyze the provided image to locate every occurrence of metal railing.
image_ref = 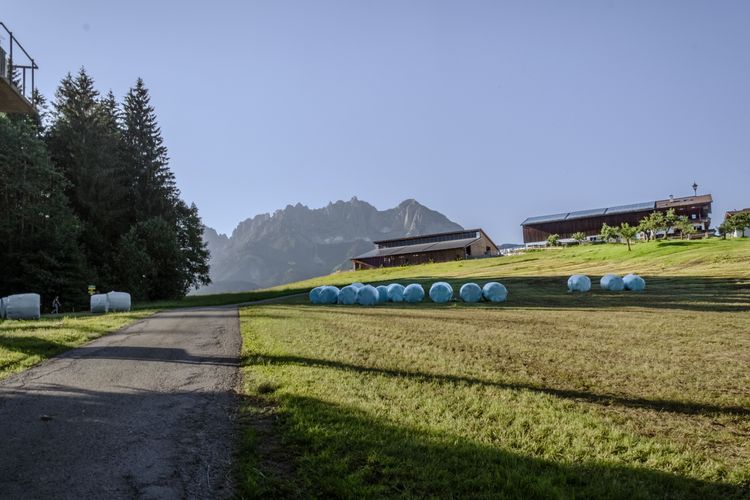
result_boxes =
[0,21,38,104]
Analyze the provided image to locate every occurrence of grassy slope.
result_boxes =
[237,239,750,498]
[0,311,154,381]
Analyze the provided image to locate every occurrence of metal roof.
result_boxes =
[522,201,657,226]
[352,237,479,261]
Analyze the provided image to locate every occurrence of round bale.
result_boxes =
[623,273,646,292]
[403,284,425,303]
[318,286,340,304]
[429,282,453,303]
[308,286,323,304]
[90,294,109,314]
[356,285,379,306]
[460,283,483,303]
[567,275,592,292]
[600,274,625,292]
[387,283,405,303]
[482,282,508,302]
[338,285,359,305]
[107,291,132,312]
[5,293,41,320]
[376,285,389,303]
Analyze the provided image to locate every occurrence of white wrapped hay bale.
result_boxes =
[460,283,483,303]
[356,285,379,306]
[403,284,425,303]
[567,275,591,292]
[318,286,340,304]
[387,284,405,303]
[376,285,389,304]
[338,285,359,305]
[6,293,41,320]
[90,294,110,314]
[309,287,323,304]
[106,291,132,312]
[482,282,508,303]
[623,273,646,292]
[600,274,625,292]
[429,282,453,303]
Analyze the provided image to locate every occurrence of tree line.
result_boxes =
[0,69,210,310]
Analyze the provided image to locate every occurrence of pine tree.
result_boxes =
[45,68,131,286]
[0,114,88,308]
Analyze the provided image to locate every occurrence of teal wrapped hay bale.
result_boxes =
[5,293,41,320]
[106,291,132,312]
[376,285,389,303]
[90,294,109,314]
[350,282,365,289]
[338,285,359,305]
[403,284,425,303]
[600,274,625,292]
[387,283,405,303]
[318,286,340,304]
[309,287,323,304]
[623,273,646,292]
[482,282,508,302]
[460,283,483,303]
[356,285,379,306]
[567,275,591,292]
[429,282,453,303]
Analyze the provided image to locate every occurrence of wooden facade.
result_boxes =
[351,229,499,270]
[521,195,713,243]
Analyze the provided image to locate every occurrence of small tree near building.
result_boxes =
[727,212,750,237]
[676,216,697,240]
[600,223,619,243]
[572,232,586,245]
[547,234,560,247]
[618,223,638,251]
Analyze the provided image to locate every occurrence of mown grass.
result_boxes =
[0,310,154,381]
[236,239,750,498]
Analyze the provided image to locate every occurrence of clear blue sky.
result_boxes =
[5,1,749,242]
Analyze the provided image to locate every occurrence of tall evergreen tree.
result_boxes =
[0,113,88,307]
[45,68,131,286]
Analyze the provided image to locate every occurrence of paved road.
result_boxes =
[0,307,241,499]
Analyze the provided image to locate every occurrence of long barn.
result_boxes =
[351,229,499,270]
[521,194,712,244]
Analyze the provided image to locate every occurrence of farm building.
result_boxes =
[521,194,713,244]
[351,229,499,270]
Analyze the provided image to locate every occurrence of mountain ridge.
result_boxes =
[197,198,463,294]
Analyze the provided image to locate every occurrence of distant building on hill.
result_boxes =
[725,208,750,237]
[351,229,499,270]
[521,194,713,244]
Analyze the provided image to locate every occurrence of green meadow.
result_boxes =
[237,239,750,498]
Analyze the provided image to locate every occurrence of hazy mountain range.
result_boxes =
[197,198,463,294]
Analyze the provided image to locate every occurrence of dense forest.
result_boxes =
[0,69,210,310]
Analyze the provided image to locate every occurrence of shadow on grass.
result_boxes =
[243,353,750,418]
[238,393,749,499]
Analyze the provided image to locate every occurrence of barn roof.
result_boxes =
[522,194,712,226]
[352,237,480,261]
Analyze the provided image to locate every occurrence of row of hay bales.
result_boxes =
[567,274,646,292]
[90,292,132,314]
[309,282,509,306]
[0,293,41,320]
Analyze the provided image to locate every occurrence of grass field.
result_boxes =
[237,239,750,498]
[0,310,154,381]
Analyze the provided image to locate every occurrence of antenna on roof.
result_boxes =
[692,181,698,196]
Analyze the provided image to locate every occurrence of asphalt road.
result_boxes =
[0,306,241,499]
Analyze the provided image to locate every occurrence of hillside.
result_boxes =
[236,238,750,497]
[270,238,750,291]
[198,198,463,293]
